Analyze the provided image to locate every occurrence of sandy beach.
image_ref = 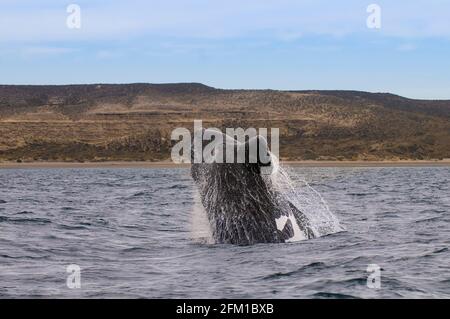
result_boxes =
[1,160,450,169]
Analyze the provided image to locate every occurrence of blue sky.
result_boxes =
[1,0,449,99]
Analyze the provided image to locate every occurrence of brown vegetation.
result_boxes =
[1,83,449,162]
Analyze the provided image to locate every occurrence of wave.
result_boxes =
[0,254,50,260]
[432,247,448,254]
[391,247,449,262]
[120,247,151,254]
[15,211,34,215]
[57,224,88,230]
[167,184,187,190]
[0,216,51,225]
[415,216,443,223]
[312,292,360,299]
[261,262,327,280]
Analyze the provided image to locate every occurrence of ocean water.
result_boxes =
[0,166,449,299]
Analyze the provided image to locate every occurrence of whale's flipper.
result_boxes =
[276,217,295,241]
[287,201,315,239]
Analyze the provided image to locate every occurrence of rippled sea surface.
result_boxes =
[0,167,449,298]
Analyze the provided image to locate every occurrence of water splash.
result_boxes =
[190,189,214,244]
[269,161,344,239]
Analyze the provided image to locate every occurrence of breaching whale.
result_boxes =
[191,129,315,245]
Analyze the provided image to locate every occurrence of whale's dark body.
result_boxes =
[191,131,314,245]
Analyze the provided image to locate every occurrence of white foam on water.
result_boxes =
[190,189,214,244]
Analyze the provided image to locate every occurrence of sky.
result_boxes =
[0,0,449,99]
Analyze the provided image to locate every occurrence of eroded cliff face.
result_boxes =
[1,83,450,162]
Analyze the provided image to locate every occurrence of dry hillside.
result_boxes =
[1,83,450,162]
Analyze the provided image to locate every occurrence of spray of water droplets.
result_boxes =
[269,161,344,239]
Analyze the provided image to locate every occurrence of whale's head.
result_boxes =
[240,133,273,174]
[191,128,275,181]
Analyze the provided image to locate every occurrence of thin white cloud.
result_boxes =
[0,46,79,59]
[396,43,417,52]
[0,0,449,43]
[21,46,76,55]
[96,50,122,59]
